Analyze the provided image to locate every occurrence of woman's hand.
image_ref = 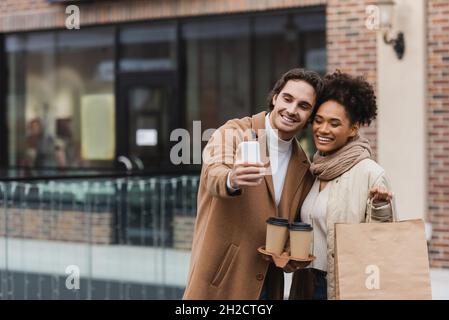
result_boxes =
[369,185,393,203]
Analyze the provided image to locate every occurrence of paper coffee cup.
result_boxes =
[265,217,289,255]
[289,222,313,259]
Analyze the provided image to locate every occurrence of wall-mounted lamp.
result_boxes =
[376,0,405,60]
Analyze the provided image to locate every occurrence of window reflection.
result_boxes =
[252,13,326,158]
[5,10,326,170]
[119,24,177,72]
[6,27,115,169]
[183,18,251,133]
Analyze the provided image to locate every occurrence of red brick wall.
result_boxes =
[427,0,449,268]
[0,0,326,32]
[0,209,114,244]
[326,0,378,158]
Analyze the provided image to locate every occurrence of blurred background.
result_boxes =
[0,0,447,299]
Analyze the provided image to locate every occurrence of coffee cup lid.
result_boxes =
[266,217,289,227]
[289,222,313,231]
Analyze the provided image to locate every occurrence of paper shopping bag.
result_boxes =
[335,219,432,300]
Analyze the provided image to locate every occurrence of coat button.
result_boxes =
[256,273,264,281]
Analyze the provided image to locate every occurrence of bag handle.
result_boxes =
[366,196,397,223]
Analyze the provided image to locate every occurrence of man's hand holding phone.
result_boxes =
[229,161,266,189]
[229,141,266,189]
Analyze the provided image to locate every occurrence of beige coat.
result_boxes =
[289,158,395,300]
[183,111,314,300]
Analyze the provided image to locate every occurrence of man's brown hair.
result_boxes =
[267,68,324,110]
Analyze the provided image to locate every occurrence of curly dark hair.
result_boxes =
[267,68,324,110]
[311,70,377,126]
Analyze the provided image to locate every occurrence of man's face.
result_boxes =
[269,80,316,140]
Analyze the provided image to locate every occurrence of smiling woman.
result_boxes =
[313,101,359,155]
[311,70,378,155]
[289,70,395,300]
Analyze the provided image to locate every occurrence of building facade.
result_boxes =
[0,0,448,271]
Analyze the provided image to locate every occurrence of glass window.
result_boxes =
[128,85,171,165]
[253,13,326,112]
[119,23,177,72]
[253,15,301,112]
[252,13,326,159]
[183,17,251,133]
[5,10,325,170]
[6,27,115,169]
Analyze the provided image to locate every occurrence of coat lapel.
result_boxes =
[264,173,276,208]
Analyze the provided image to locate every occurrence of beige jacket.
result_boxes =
[184,111,314,300]
[290,158,395,300]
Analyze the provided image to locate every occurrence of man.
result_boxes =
[183,68,323,300]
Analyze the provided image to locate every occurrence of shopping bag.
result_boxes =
[334,201,432,300]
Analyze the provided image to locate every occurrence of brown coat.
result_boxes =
[183,111,314,300]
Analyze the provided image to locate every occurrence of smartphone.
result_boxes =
[239,141,261,163]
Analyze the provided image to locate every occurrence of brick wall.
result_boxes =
[427,0,449,268]
[326,0,378,158]
[172,210,195,251]
[0,0,326,32]
[0,208,114,244]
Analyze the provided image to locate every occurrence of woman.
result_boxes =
[288,70,395,300]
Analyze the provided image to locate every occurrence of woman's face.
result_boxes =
[312,100,359,154]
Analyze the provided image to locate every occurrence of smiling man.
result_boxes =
[183,68,324,300]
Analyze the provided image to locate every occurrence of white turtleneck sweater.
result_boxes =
[227,113,293,207]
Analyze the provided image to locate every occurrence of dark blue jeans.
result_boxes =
[311,269,327,300]
[290,268,327,300]
[260,268,327,300]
